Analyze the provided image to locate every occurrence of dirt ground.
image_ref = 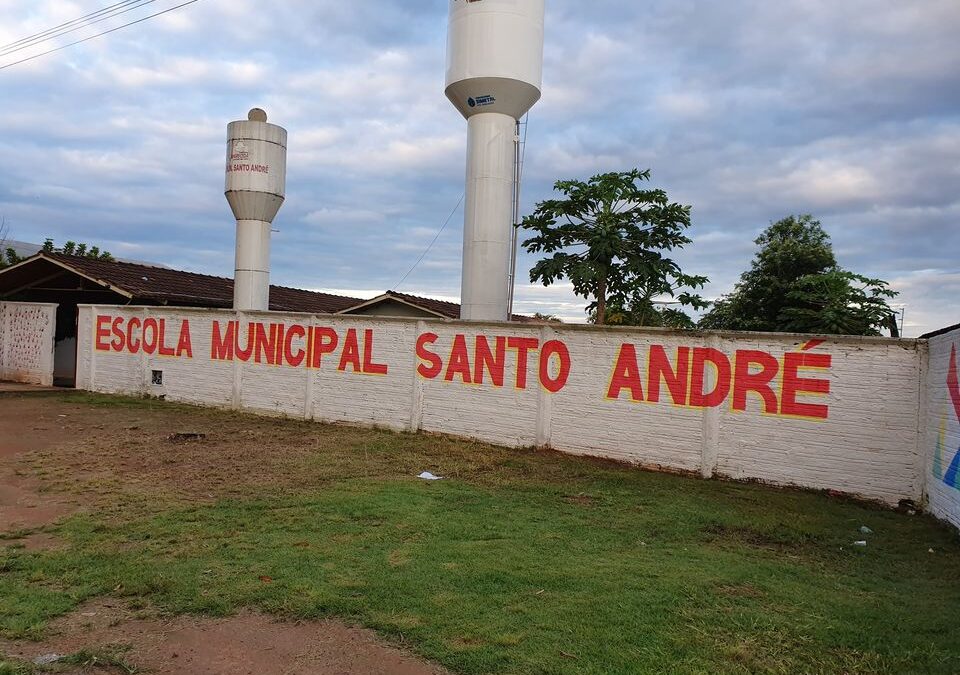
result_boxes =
[0,392,448,675]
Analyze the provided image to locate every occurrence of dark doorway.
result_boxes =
[53,303,78,388]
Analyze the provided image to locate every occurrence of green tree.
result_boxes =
[592,299,696,329]
[0,218,20,269]
[700,215,898,336]
[46,239,114,261]
[779,270,898,336]
[521,169,707,325]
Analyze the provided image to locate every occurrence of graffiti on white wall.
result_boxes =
[932,344,960,490]
[0,302,57,386]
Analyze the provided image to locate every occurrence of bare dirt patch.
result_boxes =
[0,395,373,522]
[0,394,451,674]
[0,600,448,674]
[0,395,81,531]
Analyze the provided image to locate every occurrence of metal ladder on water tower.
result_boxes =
[507,115,529,318]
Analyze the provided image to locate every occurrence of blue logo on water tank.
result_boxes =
[470,94,496,108]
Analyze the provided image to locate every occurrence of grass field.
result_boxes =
[2,393,959,673]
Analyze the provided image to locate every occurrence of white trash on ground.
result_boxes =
[417,472,443,481]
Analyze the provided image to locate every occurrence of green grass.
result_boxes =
[2,393,959,673]
[0,647,136,674]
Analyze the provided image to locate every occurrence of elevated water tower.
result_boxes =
[225,108,287,312]
[445,0,545,321]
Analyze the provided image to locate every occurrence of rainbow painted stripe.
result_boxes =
[934,344,960,490]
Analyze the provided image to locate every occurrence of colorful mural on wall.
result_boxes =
[933,344,960,490]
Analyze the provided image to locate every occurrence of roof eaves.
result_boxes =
[337,292,450,319]
[23,253,135,299]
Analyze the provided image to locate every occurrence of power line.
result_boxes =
[1,0,145,50]
[1,0,160,58]
[394,193,465,291]
[0,0,203,71]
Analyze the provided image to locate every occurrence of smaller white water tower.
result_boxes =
[225,108,287,312]
[446,0,545,322]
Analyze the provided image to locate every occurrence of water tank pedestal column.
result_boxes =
[233,219,272,312]
[461,112,517,322]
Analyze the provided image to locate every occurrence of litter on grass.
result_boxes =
[418,472,443,480]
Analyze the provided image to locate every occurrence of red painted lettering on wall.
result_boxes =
[689,348,731,408]
[157,319,176,357]
[780,352,831,419]
[207,322,388,375]
[607,344,644,402]
[95,315,112,351]
[127,317,142,354]
[508,337,539,389]
[646,345,690,405]
[474,336,506,386]
[733,350,780,414]
[212,321,236,360]
[92,316,832,422]
[110,317,124,352]
[539,340,571,394]
[311,327,339,369]
[236,323,255,361]
[445,334,473,384]
[416,333,443,379]
[607,342,831,420]
[284,325,307,368]
[362,329,388,376]
[417,333,571,393]
[93,316,194,358]
[338,329,362,373]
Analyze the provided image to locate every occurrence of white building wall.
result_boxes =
[0,302,57,386]
[76,305,926,506]
[713,335,924,505]
[925,326,960,529]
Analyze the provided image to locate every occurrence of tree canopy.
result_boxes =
[0,234,115,269]
[700,215,898,336]
[590,299,697,329]
[0,217,15,268]
[42,238,113,260]
[520,169,707,325]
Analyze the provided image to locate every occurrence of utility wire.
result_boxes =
[1,0,160,57]
[1,0,145,50]
[394,193,464,291]
[0,0,202,71]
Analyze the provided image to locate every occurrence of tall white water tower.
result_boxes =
[225,108,287,311]
[445,0,545,322]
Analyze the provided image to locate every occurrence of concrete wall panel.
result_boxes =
[75,305,928,507]
[0,302,57,386]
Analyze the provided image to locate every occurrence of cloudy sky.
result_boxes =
[0,0,957,336]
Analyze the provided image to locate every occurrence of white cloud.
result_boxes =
[0,0,956,335]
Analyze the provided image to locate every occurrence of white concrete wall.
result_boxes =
[76,305,925,505]
[0,302,57,386]
[925,326,960,529]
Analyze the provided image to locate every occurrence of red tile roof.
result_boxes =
[10,253,362,314]
[343,290,540,323]
[2,253,541,322]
